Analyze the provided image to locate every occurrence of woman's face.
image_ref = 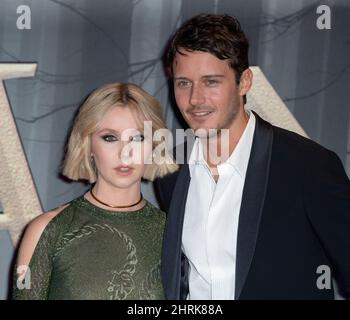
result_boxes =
[90,105,152,190]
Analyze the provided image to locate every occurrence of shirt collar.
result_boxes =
[188,110,256,179]
[224,110,256,178]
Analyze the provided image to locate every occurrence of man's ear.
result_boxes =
[239,68,253,97]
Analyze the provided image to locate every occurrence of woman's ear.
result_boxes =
[239,68,253,97]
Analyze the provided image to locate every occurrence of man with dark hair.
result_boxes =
[156,14,350,300]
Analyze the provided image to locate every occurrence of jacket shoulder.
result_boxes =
[271,125,336,160]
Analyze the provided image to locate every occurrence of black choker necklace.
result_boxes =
[90,189,143,209]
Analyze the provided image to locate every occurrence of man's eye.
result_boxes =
[130,134,144,142]
[206,79,219,86]
[102,135,117,142]
[176,80,190,88]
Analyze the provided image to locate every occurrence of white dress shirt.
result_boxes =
[182,111,256,299]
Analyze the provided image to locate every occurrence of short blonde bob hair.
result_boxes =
[62,82,178,182]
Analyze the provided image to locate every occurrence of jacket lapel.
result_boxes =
[161,137,194,299]
[235,112,274,299]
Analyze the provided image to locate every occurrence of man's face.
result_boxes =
[173,49,244,137]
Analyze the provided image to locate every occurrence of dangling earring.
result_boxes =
[90,153,96,172]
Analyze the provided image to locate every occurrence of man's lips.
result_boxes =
[187,109,214,120]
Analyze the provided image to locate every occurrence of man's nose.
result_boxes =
[189,84,205,106]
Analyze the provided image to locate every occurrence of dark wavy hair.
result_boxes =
[166,14,250,103]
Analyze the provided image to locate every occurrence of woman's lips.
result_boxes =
[114,166,134,176]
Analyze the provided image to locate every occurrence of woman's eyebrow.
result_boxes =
[97,128,120,135]
[98,128,144,135]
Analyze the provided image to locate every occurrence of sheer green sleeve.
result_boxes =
[12,210,70,300]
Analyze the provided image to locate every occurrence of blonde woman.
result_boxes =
[12,83,178,300]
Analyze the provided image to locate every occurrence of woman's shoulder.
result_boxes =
[28,194,87,230]
[16,202,74,267]
[146,200,166,218]
[29,203,71,234]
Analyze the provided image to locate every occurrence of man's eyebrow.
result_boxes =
[174,75,225,80]
[202,75,225,78]
[173,76,190,81]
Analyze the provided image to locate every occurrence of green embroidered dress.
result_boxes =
[12,196,165,300]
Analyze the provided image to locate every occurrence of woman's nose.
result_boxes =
[119,140,134,165]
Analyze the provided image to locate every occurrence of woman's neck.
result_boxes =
[85,181,144,212]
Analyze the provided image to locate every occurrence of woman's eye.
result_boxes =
[130,134,144,142]
[101,135,117,142]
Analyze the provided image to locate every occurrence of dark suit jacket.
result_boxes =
[155,112,350,300]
